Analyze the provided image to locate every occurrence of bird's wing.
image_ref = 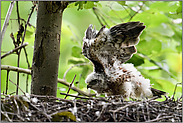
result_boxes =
[82,22,145,73]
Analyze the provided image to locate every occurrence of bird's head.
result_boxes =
[85,72,108,93]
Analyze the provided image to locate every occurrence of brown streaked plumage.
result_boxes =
[82,22,166,99]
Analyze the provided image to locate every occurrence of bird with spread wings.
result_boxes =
[82,22,166,100]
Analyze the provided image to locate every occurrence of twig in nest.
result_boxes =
[60,92,108,102]
[64,75,76,99]
[1,42,28,59]
[171,82,182,100]
[60,92,90,100]
[94,104,107,121]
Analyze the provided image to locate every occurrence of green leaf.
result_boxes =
[75,1,87,10]
[137,39,162,55]
[176,1,182,14]
[25,30,34,39]
[51,111,76,122]
[68,59,85,65]
[126,54,144,66]
[71,46,82,58]
[117,1,126,6]
[84,1,97,9]
[81,65,89,79]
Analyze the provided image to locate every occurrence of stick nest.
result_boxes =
[1,93,182,122]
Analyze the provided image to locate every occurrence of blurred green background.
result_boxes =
[1,1,182,99]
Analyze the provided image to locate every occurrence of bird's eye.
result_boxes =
[89,80,98,85]
[89,79,101,85]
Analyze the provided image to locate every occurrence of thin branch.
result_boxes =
[1,65,95,97]
[23,47,30,93]
[92,7,110,28]
[136,53,177,79]
[9,79,26,96]
[16,1,20,26]
[1,65,31,74]
[1,18,35,28]
[146,116,174,122]
[21,4,36,45]
[171,82,182,100]
[64,75,77,99]
[128,2,145,21]
[105,4,123,22]
[5,70,10,94]
[1,111,12,122]
[67,25,81,44]
[1,42,28,59]
[1,1,15,44]
[92,7,104,26]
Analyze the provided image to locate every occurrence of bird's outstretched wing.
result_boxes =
[82,22,145,73]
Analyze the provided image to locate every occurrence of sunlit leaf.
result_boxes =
[84,1,97,9]
[51,111,76,122]
[71,46,82,58]
[68,59,85,64]
[126,54,144,66]
[117,1,126,6]
[176,1,182,14]
[137,39,161,55]
[81,65,89,79]
[75,1,87,10]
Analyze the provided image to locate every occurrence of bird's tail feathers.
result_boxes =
[151,88,167,98]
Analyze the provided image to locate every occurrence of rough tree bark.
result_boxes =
[31,1,68,96]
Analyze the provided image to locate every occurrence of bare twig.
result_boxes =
[21,4,36,45]
[1,110,12,122]
[65,75,77,99]
[92,7,104,26]
[28,102,51,121]
[16,1,20,26]
[60,92,108,101]
[94,104,107,121]
[1,1,15,44]
[92,7,110,28]
[1,18,35,28]
[171,82,182,100]
[106,3,123,22]
[63,63,90,80]
[128,2,145,21]
[5,70,10,94]
[10,33,18,53]
[9,79,26,95]
[1,65,31,74]
[1,42,28,59]
[1,65,95,97]
[146,116,174,122]
[67,25,81,44]
[136,53,177,79]
[23,47,30,93]
[60,92,90,99]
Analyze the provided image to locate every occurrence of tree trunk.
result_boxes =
[31,1,68,96]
